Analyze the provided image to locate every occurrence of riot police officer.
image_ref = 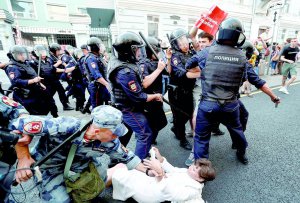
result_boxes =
[31,44,64,117]
[84,37,110,109]
[168,28,199,150]
[70,48,87,111]
[138,37,167,144]
[5,45,54,115]
[48,43,74,110]
[187,18,280,164]
[76,47,91,114]
[108,31,163,159]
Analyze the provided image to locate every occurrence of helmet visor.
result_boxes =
[36,49,47,57]
[14,52,28,62]
[131,44,146,61]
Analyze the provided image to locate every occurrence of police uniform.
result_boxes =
[9,105,141,203]
[48,55,72,107]
[168,50,195,149]
[0,94,28,202]
[60,53,73,84]
[65,58,86,111]
[108,56,153,159]
[188,44,249,161]
[84,53,110,109]
[6,60,56,115]
[29,58,60,117]
[78,55,91,113]
[139,59,167,144]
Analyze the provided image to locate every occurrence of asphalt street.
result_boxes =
[4,74,300,202]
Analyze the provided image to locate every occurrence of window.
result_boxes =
[10,0,35,19]
[281,29,286,41]
[47,4,68,21]
[147,15,159,37]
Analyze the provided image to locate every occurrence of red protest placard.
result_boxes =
[195,5,228,36]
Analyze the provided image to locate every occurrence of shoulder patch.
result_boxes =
[23,121,43,134]
[9,72,15,79]
[91,62,96,69]
[172,57,178,66]
[2,96,18,107]
[128,80,137,92]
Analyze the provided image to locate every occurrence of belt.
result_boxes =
[202,97,237,104]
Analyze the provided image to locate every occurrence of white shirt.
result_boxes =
[112,158,205,203]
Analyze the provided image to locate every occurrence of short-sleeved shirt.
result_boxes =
[85,53,106,81]
[281,46,299,62]
[115,67,147,106]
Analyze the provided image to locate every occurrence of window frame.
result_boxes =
[147,14,159,38]
[11,0,37,20]
[46,3,69,22]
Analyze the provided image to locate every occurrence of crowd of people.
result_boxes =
[1,12,298,203]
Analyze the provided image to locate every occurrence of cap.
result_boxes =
[91,105,128,137]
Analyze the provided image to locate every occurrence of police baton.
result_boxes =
[37,53,42,77]
[138,32,160,60]
[161,97,191,117]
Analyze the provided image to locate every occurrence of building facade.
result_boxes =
[0,0,300,61]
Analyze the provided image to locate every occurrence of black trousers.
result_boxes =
[46,80,68,106]
[168,89,194,141]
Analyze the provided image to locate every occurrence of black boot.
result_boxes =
[211,128,225,136]
[75,102,84,111]
[80,106,91,114]
[63,103,74,111]
[236,150,248,165]
[52,112,59,118]
[180,139,192,150]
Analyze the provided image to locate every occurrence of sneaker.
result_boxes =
[279,87,289,94]
[185,152,195,166]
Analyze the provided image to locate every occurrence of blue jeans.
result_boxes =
[270,61,278,70]
[121,108,153,159]
[194,100,248,159]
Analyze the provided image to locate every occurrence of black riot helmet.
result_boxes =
[10,45,28,62]
[33,44,48,58]
[49,43,61,54]
[169,28,189,52]
[64,45,75,55]
[145,37,161,59]
[216,18,246,47]
[87,37,103,53]
[241,40,254,60]
[113,31,146,63]
[73,48,83,60]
